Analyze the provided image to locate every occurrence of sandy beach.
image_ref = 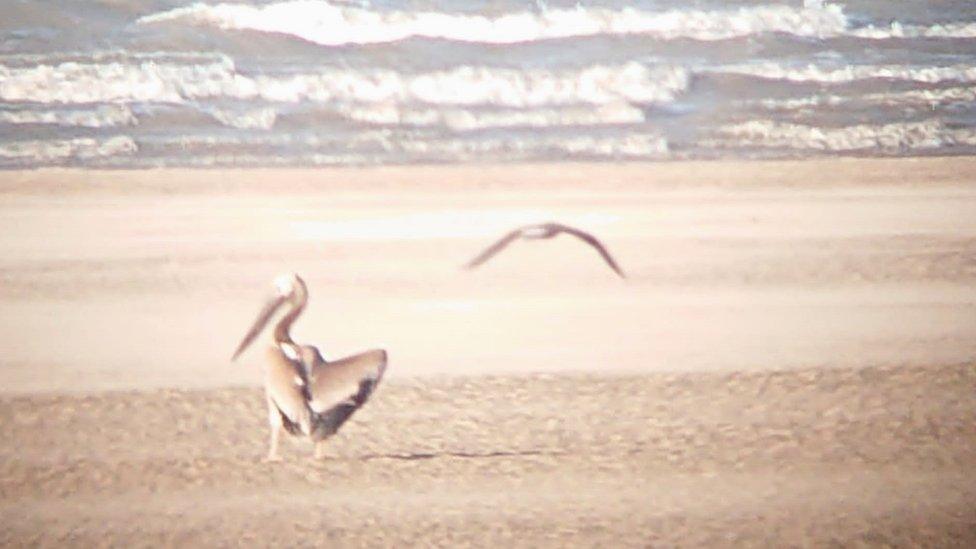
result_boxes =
[1,158,975,546]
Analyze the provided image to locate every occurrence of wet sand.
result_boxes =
[1,158,975,545]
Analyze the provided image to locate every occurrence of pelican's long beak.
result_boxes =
[231,294,287,361]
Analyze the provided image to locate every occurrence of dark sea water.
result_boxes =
[1,0,975,168]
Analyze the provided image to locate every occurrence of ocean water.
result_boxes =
[1,0,975,168]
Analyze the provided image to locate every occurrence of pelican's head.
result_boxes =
[232,273,308,361]
[522,223,558,239]
[273,272,307,302]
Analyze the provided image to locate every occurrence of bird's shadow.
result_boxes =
[356,449,566,462]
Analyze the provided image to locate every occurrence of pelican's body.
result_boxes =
[233,274,387,461]
[465,222,626,278]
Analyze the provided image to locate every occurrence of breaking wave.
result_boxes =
[861,87,976,107]
[706,119,976,152]
[0,57,686,108]
[0,55,240,103]
[748,86,976,111]
[398,134,668,159]
[149,130,395,149]
[145,131,668,160]
[137,1,976,46]
[0,50,226,68]
[849,21,976,40]
[337,102,644,131]
[137,1,850,45]
[714,62,976,84]
[0,105,137,127]
[206,106,278,130]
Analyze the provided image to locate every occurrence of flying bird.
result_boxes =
[232,273,387,461]
[464,222,626,278]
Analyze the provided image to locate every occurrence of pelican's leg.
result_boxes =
[266,424,283,462]
[263,395,283,462]
[314,439,328,460]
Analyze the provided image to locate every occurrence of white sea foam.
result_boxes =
[862,87,976,107]
[399,133,668,159]
[147,152,372,167]
[0,56,240,103]
[207,106,278,129]
[0,58,685,108]
[0,136,137,162]
[750,86,976,111]
[708,119,976,151]
[748,95,846,110]
[136,1,976,45]
[137,1,851,45]
[147,130,667,159]
[557,134,668,157]
[337,102,644,130]
[123,135,662,166]
[715,62,976,84]
[149,129,398,151]
[850,21,976,40]
[254,63,687,107]
[0,50,227,68]
[0,105,137,127]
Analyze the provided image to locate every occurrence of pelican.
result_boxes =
[464,222,626,278]
[232,273,387,461]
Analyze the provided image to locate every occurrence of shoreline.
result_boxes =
[3,156,975,195]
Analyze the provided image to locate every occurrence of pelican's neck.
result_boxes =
[273,293,306,345]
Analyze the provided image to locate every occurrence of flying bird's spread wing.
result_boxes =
[464,229,524,269]
[555,224,627,278]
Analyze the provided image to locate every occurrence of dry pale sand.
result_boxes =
[1,158,975,546]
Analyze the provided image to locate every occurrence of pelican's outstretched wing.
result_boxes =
[464,229,524,269]
[555,224,627,278]
[306,349,387,437]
